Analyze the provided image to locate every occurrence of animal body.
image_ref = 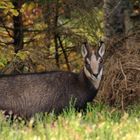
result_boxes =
[0,41,105,119]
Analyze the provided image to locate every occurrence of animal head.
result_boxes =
[81,41,105,89]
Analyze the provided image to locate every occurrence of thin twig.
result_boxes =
[105,0,122,19]
[0,17,13,38]
[58,35,71,71]
[119,60,128,89]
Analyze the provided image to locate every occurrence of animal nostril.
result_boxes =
[92,73,98,78]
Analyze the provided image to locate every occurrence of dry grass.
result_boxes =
[97,40,140,109]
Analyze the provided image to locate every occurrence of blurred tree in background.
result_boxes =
[0,0,103,74]
[0,0,139,74]
[104,0,140,49]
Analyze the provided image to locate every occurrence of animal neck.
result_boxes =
[78,68,96,90]
[80,66,102,90]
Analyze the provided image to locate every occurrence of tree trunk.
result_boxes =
[13,0,24,53]
[104,0,126,47]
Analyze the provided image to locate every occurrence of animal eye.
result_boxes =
[99,58,103,63]
[86,61,89,65]
[86,63,91,70]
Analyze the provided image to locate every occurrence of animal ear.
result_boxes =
[81,43,88,58]
[98,42,105,57]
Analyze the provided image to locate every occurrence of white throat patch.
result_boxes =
[84,66,103,89]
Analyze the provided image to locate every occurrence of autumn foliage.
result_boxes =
[0,0,103,73]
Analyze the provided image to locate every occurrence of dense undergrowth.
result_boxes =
[0,103,140,140]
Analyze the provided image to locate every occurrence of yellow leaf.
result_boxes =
[0,62,5,69]
[16,51,29,61]
[36,64,45,72]
[11,9,19,16]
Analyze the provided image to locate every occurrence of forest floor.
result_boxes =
[0,103,140,140]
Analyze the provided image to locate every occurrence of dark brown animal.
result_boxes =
[0,41,105,119]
